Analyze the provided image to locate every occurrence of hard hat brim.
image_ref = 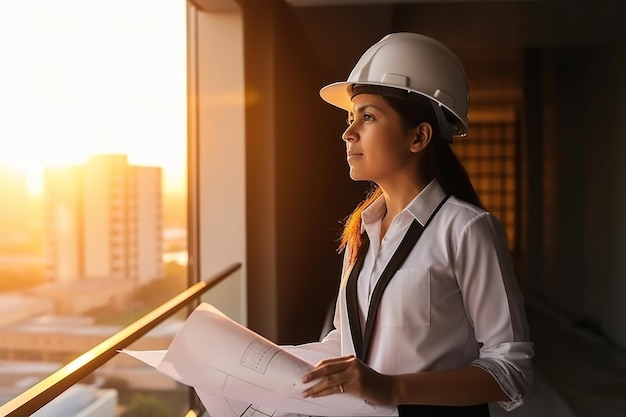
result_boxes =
[319,81,354,112]
[319,81,469,137]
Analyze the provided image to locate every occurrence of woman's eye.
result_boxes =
[346,113,373,125]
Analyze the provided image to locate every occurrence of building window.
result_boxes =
[14,350,43,362]
[455,110,519,253]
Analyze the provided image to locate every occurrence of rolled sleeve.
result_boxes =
[472,345,534,410]
[454,212,534,410]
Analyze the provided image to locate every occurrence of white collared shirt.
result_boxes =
[321,180,534,410]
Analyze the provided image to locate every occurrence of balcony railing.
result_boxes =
[0,262,242,417]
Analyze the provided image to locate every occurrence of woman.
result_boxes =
[299,33,534,416]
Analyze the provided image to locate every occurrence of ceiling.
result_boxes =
[286,0,523,5]
[284,0,626,75]
[190,1,626,77]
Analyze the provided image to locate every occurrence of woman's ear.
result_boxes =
[410,122,432,153]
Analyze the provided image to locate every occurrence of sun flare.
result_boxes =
[0,0,187,193]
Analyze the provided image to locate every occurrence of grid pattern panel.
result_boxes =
[453,118,518,253]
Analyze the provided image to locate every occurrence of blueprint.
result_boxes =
[122,303,398,417]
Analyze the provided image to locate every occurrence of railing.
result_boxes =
[0,262,242,417]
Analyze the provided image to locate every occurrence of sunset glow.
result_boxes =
[0,0,187,193]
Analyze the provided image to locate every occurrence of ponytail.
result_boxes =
[429,134,483,210]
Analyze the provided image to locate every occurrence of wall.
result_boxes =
[610,37,626,350]
[188,3,247,324]
[532,33,626,349]
[241,0,366,343]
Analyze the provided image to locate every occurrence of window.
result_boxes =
[455,109,520,254]
[0,0,188,413]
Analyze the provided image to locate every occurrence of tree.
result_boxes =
[124,394,173,417]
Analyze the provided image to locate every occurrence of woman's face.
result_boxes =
[343,93,417,184]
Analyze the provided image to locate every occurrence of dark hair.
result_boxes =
[339,87,483,262]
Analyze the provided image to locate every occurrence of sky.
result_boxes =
[0,0,187,193]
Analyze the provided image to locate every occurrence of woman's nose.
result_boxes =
[342,125,356,142]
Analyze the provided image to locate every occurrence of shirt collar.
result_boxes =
[406,179,448,226]
[361,193,387,229]
[360,179,448,232]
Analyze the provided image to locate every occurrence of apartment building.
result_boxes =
[0,167,30,241]
[43,154,163,285]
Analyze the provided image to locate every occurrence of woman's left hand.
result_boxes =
[301,355,395,406]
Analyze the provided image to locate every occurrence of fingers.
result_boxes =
[301,355,356,398]
[316,355,354,366]
[300,355,394,405]
[301,355,355,384]
[302,378,346,398]
[301,367,347,397]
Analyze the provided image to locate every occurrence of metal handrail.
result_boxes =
[0,262,242,417]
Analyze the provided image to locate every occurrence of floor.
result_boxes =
[489,373,576,417]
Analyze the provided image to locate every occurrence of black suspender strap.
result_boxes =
[345,236,369,360]
[346,194,450,362]
[397,403,490,416]
[350,220,423,361]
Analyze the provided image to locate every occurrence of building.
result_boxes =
[22,279,135,316]
[0,296,180,402]
[0,294,54,329]
[44,155,163,284]
[42,165,82,283]
[0,314,179,371]
[0,166,30,242]
[0,381,117,417]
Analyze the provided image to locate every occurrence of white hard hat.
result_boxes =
[320,32,470,139]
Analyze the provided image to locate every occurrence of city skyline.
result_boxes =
[0,157,186,195]
[0,154,187,270]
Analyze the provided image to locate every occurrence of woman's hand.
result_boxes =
[301,355,396,406]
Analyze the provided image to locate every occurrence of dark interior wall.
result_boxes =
[542,46,590,315]
[521,48,544,298]
[580,39,625,347]
[242,0,366,344]
[611,38,626,349]
[271,2,365,344]
[536,32,626,349]
[242,0,279,341]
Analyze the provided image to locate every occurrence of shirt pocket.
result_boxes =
[378,267,431,327]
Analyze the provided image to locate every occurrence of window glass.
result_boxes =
[0,0,188,410]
